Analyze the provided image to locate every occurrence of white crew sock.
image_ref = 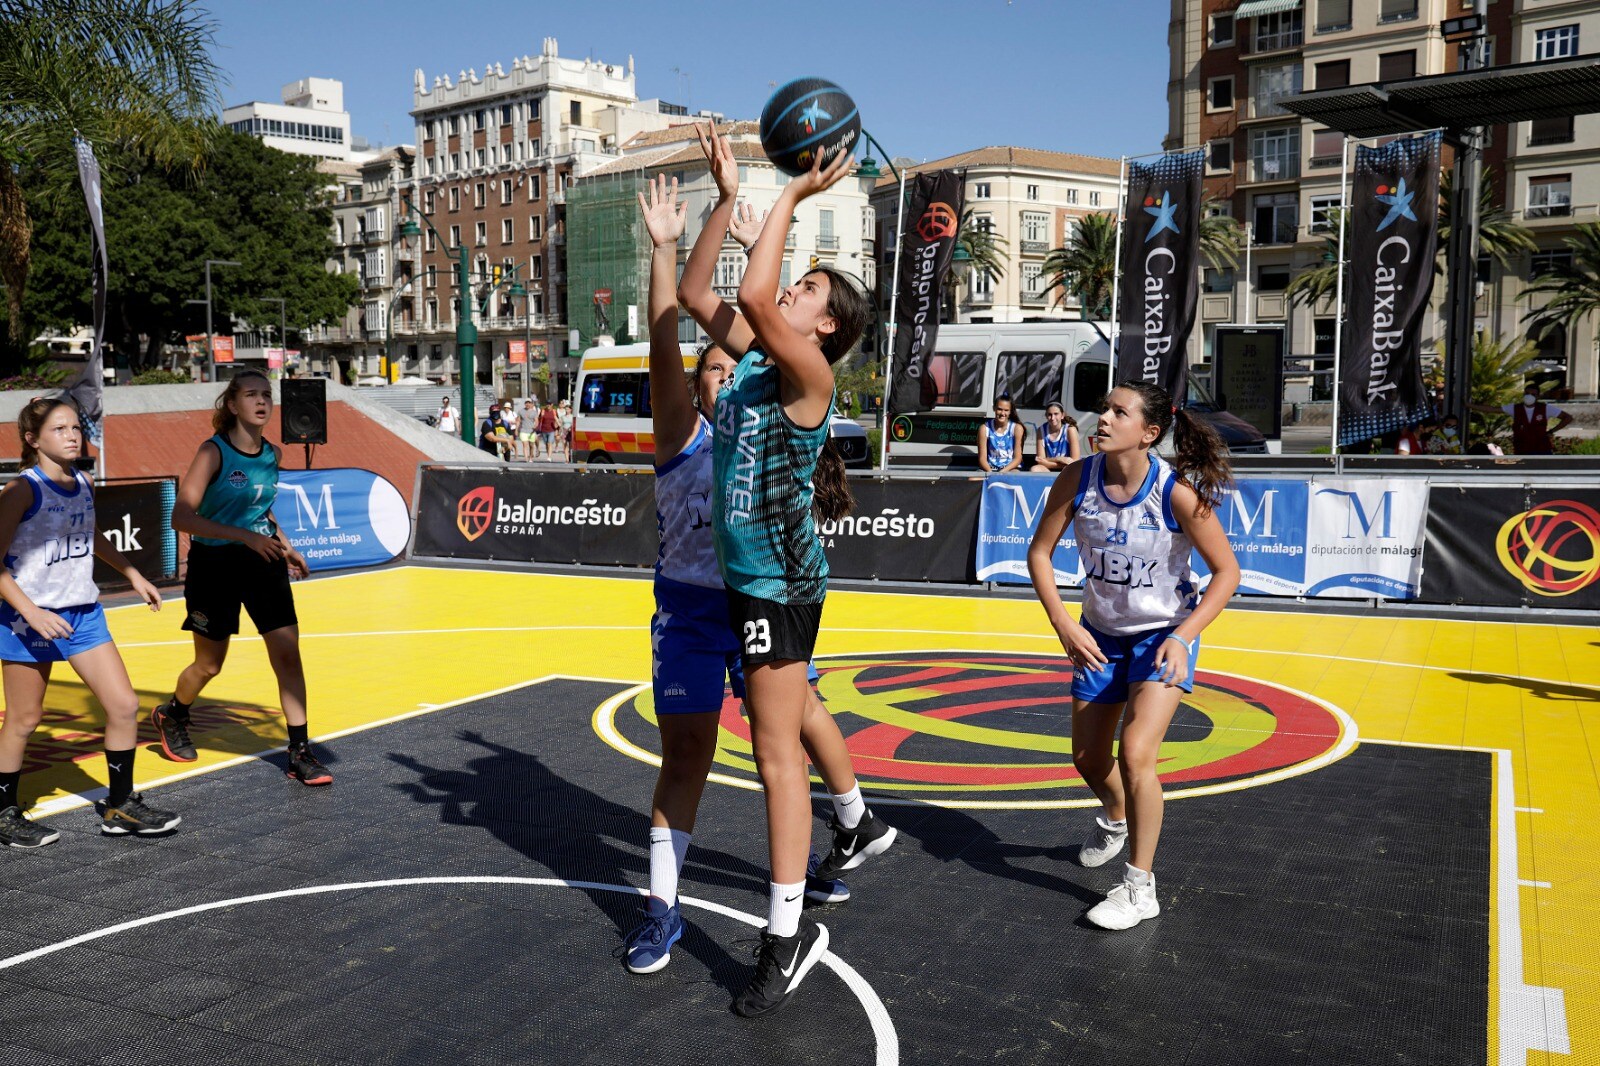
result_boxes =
[1124,862,1154,888]
[767,879,805,938]
[1098,814,1127,832]
[648,827,692,906]
[830,783,865,829]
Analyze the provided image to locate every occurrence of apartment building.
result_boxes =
[1167,0,1598,397]
[866,148,1123,345]
[567,121,874,355]
[223,77,377,163]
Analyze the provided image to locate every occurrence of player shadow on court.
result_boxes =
[1446,670,1600,702]
[387,729,769,994]
[888,800,1104,908]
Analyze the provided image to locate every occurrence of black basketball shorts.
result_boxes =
[182,542,298,640]
[725,588,823,668]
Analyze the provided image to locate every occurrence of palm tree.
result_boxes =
[952,206,1008,281]
[1285,209,1345,310]
[1198,194,1243,271]
[1523,222,1600,343]
[0,0,221,346]
[1440,167,1537,272]
[1040,211,1117,319]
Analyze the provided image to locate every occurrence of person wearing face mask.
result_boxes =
[1428,416,1463,454]
[1476,390,1572,454]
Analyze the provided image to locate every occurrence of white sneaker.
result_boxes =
[1086,877,1160,930]
[1078,816,1128,868]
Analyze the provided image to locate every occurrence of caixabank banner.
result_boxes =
[411,466,658,567]
[91,478,178,588]
[1421,486,1600,609]
[276,469,411,572]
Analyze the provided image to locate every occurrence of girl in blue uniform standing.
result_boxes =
[678,126,873,1017]
[978,395,1025,473]
[1027,381,1239,930]
[0,399,179,848]
[149,371,331,786]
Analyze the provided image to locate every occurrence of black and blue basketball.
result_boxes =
[759,78,861,177]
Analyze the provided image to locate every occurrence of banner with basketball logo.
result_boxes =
[1337,132,1441,447]
[1420,485,1600,609]
[1114,150,1205,398]
[888,170,965,415]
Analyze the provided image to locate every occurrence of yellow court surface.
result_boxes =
[15,564,1600,1065]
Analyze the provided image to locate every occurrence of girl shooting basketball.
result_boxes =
[150,371,331,787]
[677,125,876,1017]
[0,399,180,847]
[1027,381,1239,930]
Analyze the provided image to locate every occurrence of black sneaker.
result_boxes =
[813,808,897,881]
[97,793,182,835]
[286,742,333,786]
[150,701,197,762]
[0,806,59,849]
[731,920,829,1019]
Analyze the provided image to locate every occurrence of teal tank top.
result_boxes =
[711,349,833,605]
[194,434,279,546]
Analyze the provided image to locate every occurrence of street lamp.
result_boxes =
[202,259,241,382]
[396,210,476,443]
[507,280,531,402]
[381,276,418,383]
[948,244,973,324]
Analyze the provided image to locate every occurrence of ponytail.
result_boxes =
[1113,379,1233,517]
[812,438,855,524]
[17,398,74,469]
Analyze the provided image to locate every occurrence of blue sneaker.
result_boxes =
[623,896,683,974]
[805,852,850,904]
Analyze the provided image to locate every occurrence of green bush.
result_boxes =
[0,372,70,391]
[1557,435,1600,456]
[867,428,882,466]
[130,368,192,385]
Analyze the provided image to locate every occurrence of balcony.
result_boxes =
[816,235,840,250]
[1020,240,1049,255]
[1309,154,1342,169]
[481,314,550,331]
[1020,292,1047,307]
[966,290,994,307]
[1525,201,1572,220]
[1377,4,1418,24]
[364,227,387,243]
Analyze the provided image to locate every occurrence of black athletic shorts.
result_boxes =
[182,542,298,640]
[726,588,823,668]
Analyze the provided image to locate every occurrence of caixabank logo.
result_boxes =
[594,650,1355,809]
[1496,497,1600,597]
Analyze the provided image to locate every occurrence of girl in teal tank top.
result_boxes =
[151,371,332,787]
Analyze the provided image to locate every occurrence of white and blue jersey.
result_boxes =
[0,466,113,662]
[1040,424,1072,459]
[984,419,1019,468]
[1070,453,1197,636]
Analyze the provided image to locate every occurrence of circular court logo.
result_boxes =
[593,651,1355,809]
[1496,498,1600,597]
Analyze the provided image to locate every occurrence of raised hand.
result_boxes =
[728,202,768,250]
[787,140,857,202]
[695,122,739,201]
[636,173,688,248]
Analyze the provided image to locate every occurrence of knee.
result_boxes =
[1,705,44,735]
[191,659,224,683]
[660,730,716,773]
[103,693,141,724]
[1117,738,1161,779]
[1073,745,1114,782]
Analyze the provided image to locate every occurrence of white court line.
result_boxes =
[1518,880,1553,889]
[1365,739,1570,1063]
[1516,807,1544,814]
[0,876,898,1066]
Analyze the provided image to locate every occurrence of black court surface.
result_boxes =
[0,678,1490,1065]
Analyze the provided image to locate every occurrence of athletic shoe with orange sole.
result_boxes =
[286,742,333,786]
[150,700,198,762]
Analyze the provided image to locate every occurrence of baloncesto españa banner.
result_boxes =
[1115,150,1205,398]
[1337,132,1441,447]
[888,170,966,415]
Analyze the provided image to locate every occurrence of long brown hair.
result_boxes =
[806,267,869,364]
[213,369,273,435]
[17,398,76,469]
[1116,380,1233,516]
[812,438,854,523]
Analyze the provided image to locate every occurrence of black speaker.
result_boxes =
[280,379,328,445]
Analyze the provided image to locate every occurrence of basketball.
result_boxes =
[759,78,861,177]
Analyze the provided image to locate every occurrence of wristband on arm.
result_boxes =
[1163,633,1197,657]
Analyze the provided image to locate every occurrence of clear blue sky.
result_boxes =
[204,0,1171,163]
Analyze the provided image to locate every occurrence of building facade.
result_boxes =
[1167,0,1598,398]
[223,77,373,162]
[866,147,1123,351]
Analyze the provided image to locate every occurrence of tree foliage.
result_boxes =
[1041,211,1117,318]
[1523,222,1600,341]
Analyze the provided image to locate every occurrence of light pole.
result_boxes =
[507,280,531,401]
[203,259,241,382]
[398,205,477,443]
[259,297,286,376]
[381,276,418,382]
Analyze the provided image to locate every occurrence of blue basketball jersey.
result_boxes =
[1040,424,1072,459]
[985,419,1018,467]
[194,434,279,546]
[655,417,721,590]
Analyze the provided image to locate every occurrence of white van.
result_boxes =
[573,343,870,467]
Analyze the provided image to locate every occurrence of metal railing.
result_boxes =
[817,235,840,250]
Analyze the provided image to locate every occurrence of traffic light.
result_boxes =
[809,255,819,271]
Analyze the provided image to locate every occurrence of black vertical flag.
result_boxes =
[1115,150,1205,398]
[888,170,965,415]
[1337,132,1440,446]
[66,135,107,447]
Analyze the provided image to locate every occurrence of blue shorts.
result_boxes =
[0,602,114,664]
[1069,622,1198,705]
[651,578,820,714]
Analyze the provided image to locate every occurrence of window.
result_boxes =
[528,173,542,201]
[448,225,460,249]
[1315,0,1350,32]
[1310,194,1341,233]
[1379,0,1417,22]
[1254,9,1303,51]
[501,218,514,243]
[531,255,543,279]
[1208,76,1235,111]
[570,101,582,125]
[1315,60,1350,90]
[424,189,436,213]
[474,110,486,131]
[923,351,986,407]
[450,152,460,171]
[1253,62,1302,117]
[529,214,542,240]
[970,269,994,300]
[1026,184,1040,201]
[335,219,345,245]
[425,229,437,252]
[426,120,437,142]
[716,252,744,291]
[1530,249,1573,279]
[995,352,1065,408]
[1208,138,1234,174]
[1528,175,1573,218]
[1210,13,1235,46]
[1535,25,1580,61]
[1250,126,1300,181]
[500,104,514,126]
[447,115,460,136]
[1066,188,1079,205]
[425,157,436,176]
[819,208,836,249]
[425,298,438,326]
[476,148,486,167]
[1072,360,1111,413]
[1311,129,1344,168]
[1257,265,1292,291]
[425,265,437,289]
[579,373,651,417]
[973,182,992,199]
[1378,50,1416,82]
[1202,267,1235,293]
[1529,116,1575,147]
[474,221,487,246]
[1089,191,1102,207]
[474,182,486,208]
[529,100,540,122]
[779,260,792,289]
[1021,263,1045,300]
[1253,192,1299,244]
[1022,212,1048,244]
[449,187,460,212]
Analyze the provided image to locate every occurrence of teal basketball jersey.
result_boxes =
[194,434,279,546]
